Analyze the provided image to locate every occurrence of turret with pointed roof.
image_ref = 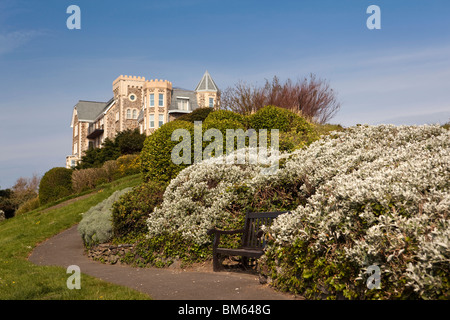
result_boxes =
[195,70,219,92]
[195,70,219,108]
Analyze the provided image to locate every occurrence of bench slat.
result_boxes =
[216,247,263,258]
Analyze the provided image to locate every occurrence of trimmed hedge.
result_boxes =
[204,109,247,125]
[248,105,311,133]
[39,167,73,204]
[140,120,195,183]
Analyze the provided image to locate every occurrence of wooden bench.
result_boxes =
[207,211,289,271]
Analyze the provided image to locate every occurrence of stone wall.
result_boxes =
[87,243,134,265]
[79,122,89,155]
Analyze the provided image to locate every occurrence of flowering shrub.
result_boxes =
[263,124,450,299]
[146,147,289,246]
[144,124,449,299]
[115,154,140,177]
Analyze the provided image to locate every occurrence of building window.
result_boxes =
[159,114,164,127]
[150,94,154,107]
[158,94,164,106]
[149,114,154,128]
[73,142,78,155]
[116,112,119,121]
[133,109,137,119]
[209,97,214,108]
[126,109,131,119]
[74,125,78,137]
[177,98,189,111]
[129,94,137,102]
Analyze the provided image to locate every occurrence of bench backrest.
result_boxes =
[241,211,289,249]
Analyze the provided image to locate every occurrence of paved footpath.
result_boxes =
[28,225,296,300]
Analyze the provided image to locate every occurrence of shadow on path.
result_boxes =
[28,225,295,300]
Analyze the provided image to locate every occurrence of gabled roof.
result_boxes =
[75,100,109,122]
[93,98,115,122]
[195,70,218,92]
[70,99,114,127]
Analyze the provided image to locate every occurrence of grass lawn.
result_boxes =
[0,174,151,300]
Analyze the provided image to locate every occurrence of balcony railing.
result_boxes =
[87,124,104,139]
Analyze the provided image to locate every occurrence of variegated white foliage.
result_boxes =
[146,124,449,296]
[268,125,449,297]
[146,147,287,244]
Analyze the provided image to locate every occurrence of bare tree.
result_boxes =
[220,74,341,124]
[11,173,40,208]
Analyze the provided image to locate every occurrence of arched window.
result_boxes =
[126,109,131,119]
[132,109,137,119]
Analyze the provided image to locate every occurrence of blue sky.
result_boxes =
[0,0,449,188]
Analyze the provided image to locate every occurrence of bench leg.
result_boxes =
[241,256,249,269]
[212,252,222,272]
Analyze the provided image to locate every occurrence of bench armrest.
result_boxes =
[208,228,245,250]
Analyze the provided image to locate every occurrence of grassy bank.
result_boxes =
[0,174,150,300]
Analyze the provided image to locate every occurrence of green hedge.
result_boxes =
[205,109,247,125]
[39,167,73,205]
[248,105,310,133]
[259,239,362,299]
[111,181,167,241]
[140,120,195,183]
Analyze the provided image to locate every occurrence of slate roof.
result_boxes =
[169,88,199,112]
[75,100,109,122]
[195,70,218,92]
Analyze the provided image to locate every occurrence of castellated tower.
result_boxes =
[141,79,173,135]
[110,75,146,139]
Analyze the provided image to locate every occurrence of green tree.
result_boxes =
[39,167,73,204]
[115,129,147,155]
[140,120,194,183]
[76,130,145,169]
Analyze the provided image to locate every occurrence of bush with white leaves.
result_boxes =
[78,188,132,247]
[265,124,449,299]
[145,124,449,299]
